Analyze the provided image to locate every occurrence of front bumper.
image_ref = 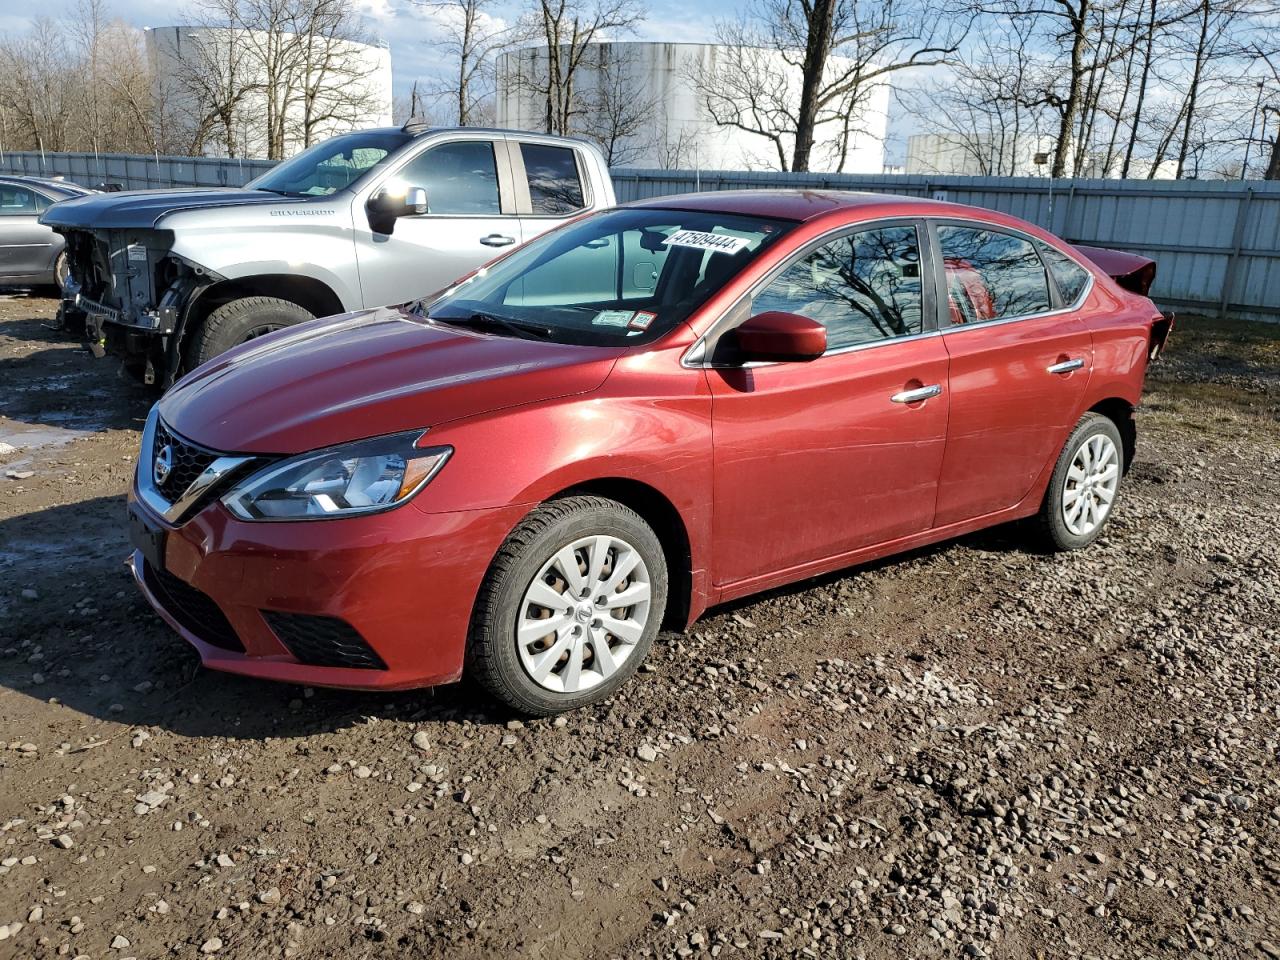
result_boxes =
[128,490,527,690]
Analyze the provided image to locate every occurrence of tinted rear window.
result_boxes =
[521,143,585,215]
[1038,242,1092,305]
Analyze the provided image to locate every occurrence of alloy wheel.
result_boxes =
[516,534,651,694]
[1062,433,1120,537]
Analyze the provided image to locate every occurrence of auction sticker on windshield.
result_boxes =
[662,230,752,255]
[592,309,635,327]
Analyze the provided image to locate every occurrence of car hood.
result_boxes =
[158,307,625,454]
[39,188,301,230]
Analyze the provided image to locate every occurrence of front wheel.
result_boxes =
[187,296,313,368]
[467,496,668,716]
[1036,412,1125,552]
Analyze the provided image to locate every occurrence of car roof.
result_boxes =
[0,174,93,197]
[628,189,996,224]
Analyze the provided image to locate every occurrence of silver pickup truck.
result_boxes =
[42,125,615,386]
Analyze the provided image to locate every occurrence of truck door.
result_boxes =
[352,136,523,308]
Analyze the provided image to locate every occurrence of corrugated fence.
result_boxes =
[0,150,276,190]
[4,150,1278,320]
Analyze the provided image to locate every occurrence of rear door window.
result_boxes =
[520,143,585,215]
[936,224,1051,324]
[0,186,38,215]
[398,140,502,215]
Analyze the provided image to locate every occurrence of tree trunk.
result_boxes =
[1175,0,1210,179]
[1121,0,1156,178]
[1052,0,1089,178]
[1265,137,1280,180]
[791,0,835,173]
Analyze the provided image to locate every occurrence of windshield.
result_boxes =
[426,208,795,346]
[247,130,412,197]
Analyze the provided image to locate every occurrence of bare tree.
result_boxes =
[170,0,261,157]
[1239,8,1280,179]
[901,17,1046,175]
[284,0,386,149]
[175,0,383,159]
[0,19,77,153]
[696,0,970,173]
[518,0,643,136]
[417,0,520,125]
[576,43,658,165]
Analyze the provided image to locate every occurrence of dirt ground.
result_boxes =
[0,290,1277,960]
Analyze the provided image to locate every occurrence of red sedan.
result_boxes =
[127,191,1171,715]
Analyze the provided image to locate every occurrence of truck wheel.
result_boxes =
[466,496,668,716]
[188,296,313,367]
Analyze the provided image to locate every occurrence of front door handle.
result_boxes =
[1047,358,1085,374]
[480,234,516,247]
[891,384,943,404]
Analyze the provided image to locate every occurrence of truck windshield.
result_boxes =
[247,131,412,197]
[426,208,795,346]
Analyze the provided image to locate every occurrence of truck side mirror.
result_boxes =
[367,184,428,235]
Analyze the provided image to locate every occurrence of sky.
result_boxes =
[3,0,726,100]
[2,0,914,162]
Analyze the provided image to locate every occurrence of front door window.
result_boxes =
[752,225,925,351]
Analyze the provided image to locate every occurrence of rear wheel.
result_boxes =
[187,296,313,368]
[1036,412,1124,551]
[467,496,668,716]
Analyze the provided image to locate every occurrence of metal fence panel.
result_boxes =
[0,151,276,191]
[3,150,1277,319]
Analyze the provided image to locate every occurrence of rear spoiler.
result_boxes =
[1072,244,1157,296]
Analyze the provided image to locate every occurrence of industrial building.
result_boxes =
[495,41,890,173]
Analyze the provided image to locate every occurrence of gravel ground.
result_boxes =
[1,291,1277,960]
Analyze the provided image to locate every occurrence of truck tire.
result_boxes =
[188,296,313,368]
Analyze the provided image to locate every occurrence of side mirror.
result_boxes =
[729,311,826,363]
[367,184,428,234]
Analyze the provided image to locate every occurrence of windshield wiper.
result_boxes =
[431,312,555,341]
[254,187,308,197]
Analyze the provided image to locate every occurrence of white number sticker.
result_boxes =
[591,309,634,327]
[662,230,752,255]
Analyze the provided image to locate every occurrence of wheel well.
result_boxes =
[183,274,342,337]
[1089,398,1136,472]
[202,274,344,317]
[555,479,693,629]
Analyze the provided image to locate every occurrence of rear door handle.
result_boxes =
[1047,358,1085,374]
[890,384,942,404]
[480,234,516,247]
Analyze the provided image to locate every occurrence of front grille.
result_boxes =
[143,561,244,652]
[263,611,388,670]
[153,420,219,503]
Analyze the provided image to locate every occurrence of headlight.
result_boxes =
[221,431,451,521]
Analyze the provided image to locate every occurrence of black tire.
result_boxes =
[1035,412,1125,552]
[187,296,313,368]
[467,496,668,716]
